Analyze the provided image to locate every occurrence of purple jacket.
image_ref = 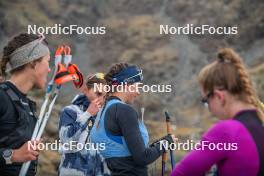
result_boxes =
[171,110,261,176]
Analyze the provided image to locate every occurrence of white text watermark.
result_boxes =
[94,83,172,93]
[159,139,238,151]
[160,24,238,35]
[28,24,106,35]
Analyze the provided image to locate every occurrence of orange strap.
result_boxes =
[68,63,84,88]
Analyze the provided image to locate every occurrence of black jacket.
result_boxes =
[0,81,37,176]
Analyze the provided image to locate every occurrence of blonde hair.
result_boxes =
[198,48,264,122]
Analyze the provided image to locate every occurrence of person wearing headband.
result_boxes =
[0,33,50,176]
[90,63,175,176]
[58,73,110,176]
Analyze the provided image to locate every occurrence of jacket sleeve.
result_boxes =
[0,148,8,166]
[0,91,12,165]
[58,106,92,153]
[171,121,232,176]
[113,104,163,166]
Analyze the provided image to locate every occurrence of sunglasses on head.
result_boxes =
[88,73,105,80]
[123,69,143,83]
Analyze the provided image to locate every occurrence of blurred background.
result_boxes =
[0,0,264,175]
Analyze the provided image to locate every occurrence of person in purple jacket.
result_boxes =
[171,48,264,176]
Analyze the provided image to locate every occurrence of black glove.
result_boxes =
[150,134,174,147]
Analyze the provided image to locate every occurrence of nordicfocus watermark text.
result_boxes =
[28,24,106,35]
[160,24,238,35]
[94,83,172,93]
[28,139,238,152]
[160,139,238,151]
[28,140,105,151]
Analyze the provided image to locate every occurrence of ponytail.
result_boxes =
[199,48,264,123]
[0,55,10,77]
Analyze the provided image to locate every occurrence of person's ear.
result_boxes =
[214,90,225,106]
[123,83,130,93]
[124,83,129,88]
[81,86,89,94]
[29,61,38,69]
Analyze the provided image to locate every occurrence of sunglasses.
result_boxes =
[124,69,143,83]
[201,91,213,107]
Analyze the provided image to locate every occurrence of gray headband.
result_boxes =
[7,35,50,72]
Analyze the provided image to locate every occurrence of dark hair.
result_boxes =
[86,74,107,89]
[104,62,130,93]
[0,75,3,83]
[0,33,47,77]
[198,48,264,122]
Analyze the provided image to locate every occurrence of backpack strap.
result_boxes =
[0,83,36,117]
[234,110,264,176]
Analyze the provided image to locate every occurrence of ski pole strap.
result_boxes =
[63,45,72,67]
[54,63,79,85]
[68,63,84,88]
[47,45,64,92]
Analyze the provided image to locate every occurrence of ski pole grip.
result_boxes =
[162,153,167,160]
[166,123,172,135]
[165,111,172,134]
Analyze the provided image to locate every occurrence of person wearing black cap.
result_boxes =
[90,63,175,176]
[0,33,50,176]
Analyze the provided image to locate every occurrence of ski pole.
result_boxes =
[141,107,145,123]
[161,116,167,176]
[154,160,157,176]
[165,111,175,170]
[31,46,64,141]
[161,153,166,176]
[36,45,72,141]
[36,45,72,140]
[161,113,168,176]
